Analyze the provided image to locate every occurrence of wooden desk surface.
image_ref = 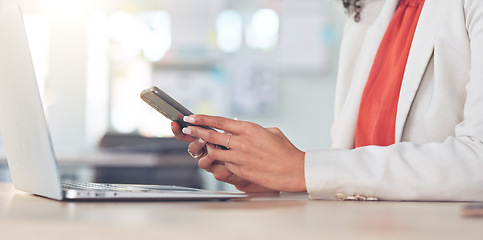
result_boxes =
[0,183,482,240]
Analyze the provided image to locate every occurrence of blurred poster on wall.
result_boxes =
[230,53,278,116]
[276,0,336,75]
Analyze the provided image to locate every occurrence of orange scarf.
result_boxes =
[355,0,426,148]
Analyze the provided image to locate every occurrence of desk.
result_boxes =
[0,183,482,240]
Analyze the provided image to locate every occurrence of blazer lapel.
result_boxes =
[332,0,399,149]
[394,0,444,143]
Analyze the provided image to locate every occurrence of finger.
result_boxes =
[224,162,247,180]
[188,138,207,157]
[210,165,248,188]
[209,164,277,193]
[183,126,236,150]
[172,121,196,142]
[183,115,248,135]
[205,144,241,165]
[198,154,216,170]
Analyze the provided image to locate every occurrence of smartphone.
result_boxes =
[140,86,194,129]
[140,87,228,150]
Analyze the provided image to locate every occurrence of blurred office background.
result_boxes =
[0,0,346,188]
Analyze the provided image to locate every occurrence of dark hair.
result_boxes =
[342,0,362,22]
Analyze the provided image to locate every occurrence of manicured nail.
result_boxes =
[182,127,191,135]
[171,122,175,129]
[183,116,195,123]
[199,138,205,143]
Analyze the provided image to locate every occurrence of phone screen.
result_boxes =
[140,86,194,128]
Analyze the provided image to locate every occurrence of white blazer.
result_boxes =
[305,0,483,201]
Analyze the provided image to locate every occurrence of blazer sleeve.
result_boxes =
[305,0,483,201]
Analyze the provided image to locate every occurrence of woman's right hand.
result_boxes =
[171,121,278,193]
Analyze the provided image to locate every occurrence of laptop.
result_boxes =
[0,5,247,201]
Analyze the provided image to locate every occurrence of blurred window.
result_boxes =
[107,11,172,62]
[216,9,243,53]
[246,8,279,51]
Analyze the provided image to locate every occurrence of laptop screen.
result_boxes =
[0,5,63,200]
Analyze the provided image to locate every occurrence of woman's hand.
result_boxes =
[171,121,277,193]
[180,115,307,193]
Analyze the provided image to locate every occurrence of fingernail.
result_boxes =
[171,122,175,129]
[182,127,191,135]
[199,138,205,143]
[183,116,195,123]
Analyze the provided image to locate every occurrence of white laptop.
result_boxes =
[0,5,247,201]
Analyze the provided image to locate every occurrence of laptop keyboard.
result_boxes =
[61,182,199,192]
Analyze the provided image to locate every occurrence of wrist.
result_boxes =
[287,150,307,193]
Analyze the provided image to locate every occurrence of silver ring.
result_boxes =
[188,148,205,159]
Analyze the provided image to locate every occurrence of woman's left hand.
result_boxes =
[181,115,306,193]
